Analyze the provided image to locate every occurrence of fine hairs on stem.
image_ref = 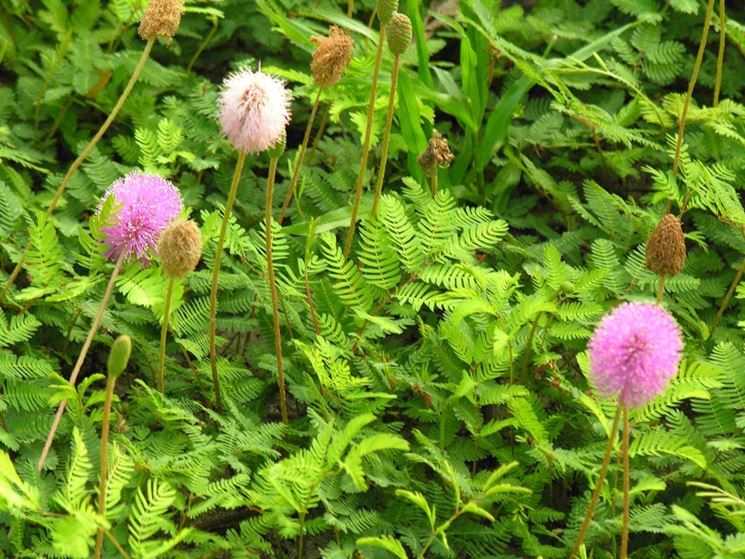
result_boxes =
[265,156,289,424]
[37,252,127,471]
[158,278,175,393]
[569,406,622,558]
[620,405,631,559]
[0,38,155,304]
[344,22,387,257]
[208,151,247,413]
[278,87,323,224]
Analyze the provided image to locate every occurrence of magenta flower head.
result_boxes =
[588,302,683,408]
[218,68,291,154]
[98,173,183,263]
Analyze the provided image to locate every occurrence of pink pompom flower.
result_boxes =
[218,68,291,154]
[588,302,683,408]
[98,173,183,263]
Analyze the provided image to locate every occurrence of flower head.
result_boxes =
[311,26,354,87]
[158,219,202,279]
[418,130,454,175]
[139,0,184,41]
[218,69,292,154]
[98,173,183,263]
[588,302,683,408]
[645,214,686,277]
[387,12,412,55]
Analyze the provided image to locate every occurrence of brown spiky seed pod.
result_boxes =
[387,12,412,55]
[418,131,454,175]
[378,0,399,25]
[139,0,184,41]
[310,26,354,88]
[645,214,686,277]
[158,220,202,279]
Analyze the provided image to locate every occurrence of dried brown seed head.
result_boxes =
[311,26,354,88]
[158,219,202,279]
[139,0,184,42]
[645,214,686,277]
[418,131,454,175]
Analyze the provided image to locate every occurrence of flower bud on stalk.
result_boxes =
[139,0,184,42]
[645,214,686,277]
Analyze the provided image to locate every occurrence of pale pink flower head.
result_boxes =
[588,302,683,408]
[98,173,183,264]
[218,68,292,154]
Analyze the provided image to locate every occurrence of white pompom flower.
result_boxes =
[218,68,292,154]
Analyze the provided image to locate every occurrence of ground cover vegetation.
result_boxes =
[0,0,744,557]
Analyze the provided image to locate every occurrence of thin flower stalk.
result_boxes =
[93,374,116,559]
[620,406,631,559]
[208,152,247,412]
[265,155,288,424]
[569,405,622,558]
[278,87,323,224]
[37,253,126,471]
[158,278,175,393]
[1,39,155,303]
[709,257,745,340]
[93,335,130,559]
[371,54,400,215]
[713,0,726,106]
[344,23,387,257]
[668,0,716,213]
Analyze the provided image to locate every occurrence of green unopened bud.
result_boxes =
[107,335,132,379]
[387,13,412,56]
[378,0,398,25]
[266,132,286,159]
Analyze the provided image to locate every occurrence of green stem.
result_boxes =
[304,261,320,335]
[93,374,118,559]
[713,0,726,106]
[158,278,175,394]
[431,171,438,197]
[266,156,288,424]
[297,512,306,559]
[371,55,401,216]
[708,258,745,340]
[37,252,126,471]
[308,106,330,164]
[208,151,247,414]
[670,0,716,181]
[344,23,387,258]
[1,38,154,304]
[187,17,218,73]
[620,406,631,559]
[279,87,324,224]
[569,405,622,559]
[520,311,543,382]
[656,275,665,305]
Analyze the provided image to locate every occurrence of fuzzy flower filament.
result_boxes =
[588,302,683,408]
[99,173,183,263]
[218,69,292,154]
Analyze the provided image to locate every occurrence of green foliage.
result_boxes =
[0,0,744,557]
